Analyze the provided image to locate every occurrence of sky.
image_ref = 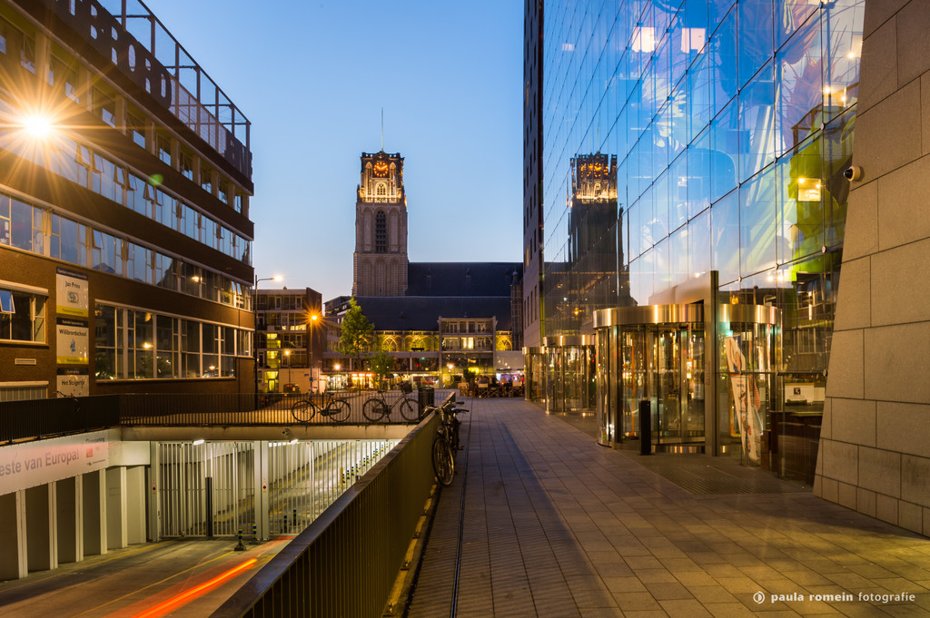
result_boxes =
[148,0,525,301]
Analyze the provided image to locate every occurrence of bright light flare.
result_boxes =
[134,558,258,618]
[20,113,56,139]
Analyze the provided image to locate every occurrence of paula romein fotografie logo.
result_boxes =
[753,590,918,605]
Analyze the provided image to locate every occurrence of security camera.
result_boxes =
[844,165,863,182]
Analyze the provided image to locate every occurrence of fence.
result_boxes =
[1,390,452,443]
[211,394,450,617]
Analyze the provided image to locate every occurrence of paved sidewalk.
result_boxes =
[408,398,930,617]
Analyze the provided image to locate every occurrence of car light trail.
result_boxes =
[133,558,258,618]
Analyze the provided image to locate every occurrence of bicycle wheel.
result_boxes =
[362,398,385,422]
[432,435,455,486]
[399,397,420,422]
[328,400,350,423]
[290,399,316,423]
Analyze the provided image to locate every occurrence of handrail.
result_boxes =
[0,389,450,444]
[213,392,455,617]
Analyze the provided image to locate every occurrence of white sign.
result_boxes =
[0,430,111,495]
[56,271,89,318]
[56,323,89,365]
[57,374,89,397]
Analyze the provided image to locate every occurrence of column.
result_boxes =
[0,491,27,580]
[253,441,269,541]
[106,467,128,550]
[82,470,107,556]
[126,467,146,545]
[25,483,56,573]
[56,476,81,564]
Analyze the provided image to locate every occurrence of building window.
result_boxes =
[375,210,387,253]
[157,135,172,166]
[0,383,48,402]
[0,288,47,343]
[180,150,194,180]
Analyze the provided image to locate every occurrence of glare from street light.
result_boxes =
[272,274,283,282]
[20,113,55,139]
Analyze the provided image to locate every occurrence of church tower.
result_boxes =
[353,151,408,296]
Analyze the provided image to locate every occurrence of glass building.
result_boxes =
[525,0,864,481]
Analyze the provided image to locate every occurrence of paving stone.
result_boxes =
[407,399,930,618]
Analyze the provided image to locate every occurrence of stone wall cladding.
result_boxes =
[815,0,930,537]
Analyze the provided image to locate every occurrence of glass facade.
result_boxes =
[536,0,864,480]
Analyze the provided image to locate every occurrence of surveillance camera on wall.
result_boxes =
[844,165,863,182]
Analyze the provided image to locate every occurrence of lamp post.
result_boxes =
[254,274,283,401]
[307,312,319,392]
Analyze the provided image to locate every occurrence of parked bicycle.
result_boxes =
[429,400,467,486]
[362,390,420,422]
[290,389,351,423]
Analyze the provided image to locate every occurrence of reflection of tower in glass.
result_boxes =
[565,153,630,331]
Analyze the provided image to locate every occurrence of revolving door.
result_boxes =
[594,303,779,460]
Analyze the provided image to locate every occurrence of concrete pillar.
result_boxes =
[0,492,27,580]
[126,467,146,545]
[56,477,80,564]
[106,467,128,550]
[82,470,107,556]
[25,484,56,573]
[254,441,269,541]
[148,442,160,543]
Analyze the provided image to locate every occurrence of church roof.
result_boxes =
[353,296,514,331]
[406,262,521,297]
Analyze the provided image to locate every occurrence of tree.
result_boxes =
[369,350,395,390]
[337,298,374,372]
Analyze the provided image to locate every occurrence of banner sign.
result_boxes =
[56,269,89,318]
[56,320,89,365]
[724,336,762,464]
[0,430,110,495]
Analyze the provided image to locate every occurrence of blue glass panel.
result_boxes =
[709,100,739,203]
[776,0,819,49]
[669,153,689,230]
[740,167,778,276]
[711,190,740,285]
[775,11,822,156]
[689,209,712,276]
[738,0,774,88]
[739,61,776,182]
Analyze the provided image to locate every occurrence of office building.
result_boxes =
[255,287,323,393]
[0,0,254,399]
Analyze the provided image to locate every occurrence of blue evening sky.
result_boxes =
[150,1,524,301]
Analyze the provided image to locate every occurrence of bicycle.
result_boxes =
[362,390,419,422]
[429,400,468,486]
[290,389,351,423]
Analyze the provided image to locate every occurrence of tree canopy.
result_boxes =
[337,298,374,366]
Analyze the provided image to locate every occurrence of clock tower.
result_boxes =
[353,151,408,296]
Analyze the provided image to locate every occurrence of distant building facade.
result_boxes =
[255,287,322,393]
[353,151,408,297]
[330,151,521,383]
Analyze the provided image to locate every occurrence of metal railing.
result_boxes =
[212,395,451,617]
[0,395,120,443]
[1,390,450,443]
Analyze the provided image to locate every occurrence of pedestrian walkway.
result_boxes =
[408,398,930,617]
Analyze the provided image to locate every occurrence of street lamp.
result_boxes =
[307,311,320,392]
[253,274,283,400]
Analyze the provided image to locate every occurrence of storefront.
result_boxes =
[542,336,596,414]
[594,302,779,464]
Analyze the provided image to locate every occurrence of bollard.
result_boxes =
[639,399,652,456]
[292,508,297,529]
[234,529,245,551]
[283,513,288,533]
[250,522,258,544]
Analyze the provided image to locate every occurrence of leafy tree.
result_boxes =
[369,350,395,389]
[337,298,374,371]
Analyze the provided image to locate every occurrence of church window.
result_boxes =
[375,210,387,253]
[376,183,387,197]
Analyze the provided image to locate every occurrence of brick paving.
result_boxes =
[407,398,930,617]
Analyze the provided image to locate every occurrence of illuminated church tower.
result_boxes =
[353,151,408,296]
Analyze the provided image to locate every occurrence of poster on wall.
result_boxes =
[56,268,89,318]
[56,371,89,397]
[724,336,762,464]
[56,320,89,365]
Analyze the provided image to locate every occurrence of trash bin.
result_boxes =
[417,386,435,418]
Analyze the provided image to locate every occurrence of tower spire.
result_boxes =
[380,108,384,152]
